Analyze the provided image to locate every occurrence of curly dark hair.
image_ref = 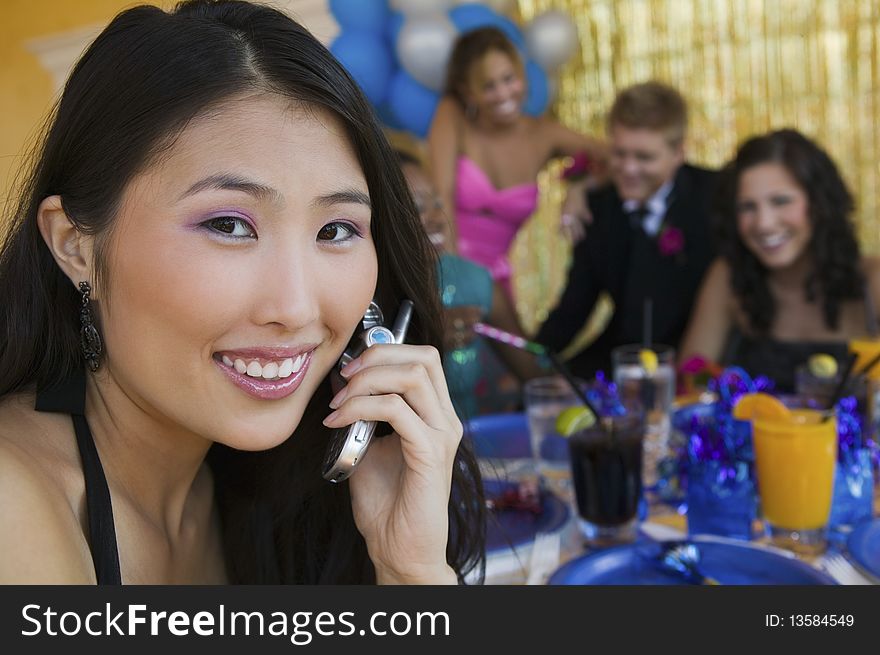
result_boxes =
[716,128,863,334]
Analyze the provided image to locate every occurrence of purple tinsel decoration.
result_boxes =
[585,371,627,417]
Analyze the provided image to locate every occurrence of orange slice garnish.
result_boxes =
[732,392,792,421]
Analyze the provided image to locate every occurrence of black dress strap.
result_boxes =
[35,369,122,585]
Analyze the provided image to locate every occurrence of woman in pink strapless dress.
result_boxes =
[455,155,538,295]
[428,27,606,297]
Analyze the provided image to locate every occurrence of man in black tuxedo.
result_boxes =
[536,82,717,377]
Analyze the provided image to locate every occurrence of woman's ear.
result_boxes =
[36,195,94,288]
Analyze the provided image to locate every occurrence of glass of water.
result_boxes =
[611,344,676,490]
[522,375,585,502]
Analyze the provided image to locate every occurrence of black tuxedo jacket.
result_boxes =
[535,163,718,377]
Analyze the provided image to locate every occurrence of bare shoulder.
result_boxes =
[862,256,880,312]
[699,259,739,318]
[703,257,732,289]
[434,96,464,123]
[862,255,880,286]
[0,394,94,583]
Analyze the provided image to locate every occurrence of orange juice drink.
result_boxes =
[752,409,837,553]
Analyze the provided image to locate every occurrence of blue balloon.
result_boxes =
[523,60,549,116]
[329,0,388,34]
[449,4,502,33]
[387,71,441,138]
[386,10,405,47]
[496,16,526,52]
[376,99,405,132]
[330,31,394,105]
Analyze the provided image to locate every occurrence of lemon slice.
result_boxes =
[555,406,596,437]
[639,348,658,375]
[732,392,792,421]
[808,353,838,379]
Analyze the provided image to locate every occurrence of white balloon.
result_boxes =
[524,10,579,72]
[391,0,453,15]
[396,13,458,92]
[452,0,514,14]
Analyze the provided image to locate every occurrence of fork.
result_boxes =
[820,553,877,585]
[525,531,561,585]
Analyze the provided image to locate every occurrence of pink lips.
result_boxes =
[214,349,315,400]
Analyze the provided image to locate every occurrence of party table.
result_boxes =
[468,412,880,585]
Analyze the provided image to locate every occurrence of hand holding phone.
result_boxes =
[321,299,414,482]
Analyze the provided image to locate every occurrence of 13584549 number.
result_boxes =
[789,615,854,627]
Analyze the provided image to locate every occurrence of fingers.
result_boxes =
[561,214,586,242]
[581,205,594,225]
[335,344,457,422]
[327,356,449,429]
[324,393,461,465]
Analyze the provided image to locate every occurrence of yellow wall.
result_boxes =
[0,1,174,210]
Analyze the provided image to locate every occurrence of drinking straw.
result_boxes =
[641,297,657,410]
[545,351,602,418]
[643,298,653,349]
[823,352,859,421]
[854,348,880,379]
[472,322,547,355]
[472,322,602,420]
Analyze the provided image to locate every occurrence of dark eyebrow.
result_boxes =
[178,174,370,210]
[312,189,372,211]
[178,173,281,203]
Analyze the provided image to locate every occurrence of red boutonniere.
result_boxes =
[560,152,590,181]
[657,225,685,261]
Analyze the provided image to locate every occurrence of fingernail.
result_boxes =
[323,410,340,426]
[329,388,347,409]
[340,358,361,378]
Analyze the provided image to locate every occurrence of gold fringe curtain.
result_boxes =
[511,0,880,341]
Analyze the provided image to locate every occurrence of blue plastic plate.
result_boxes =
[847,518,880,579]
[549,538,836,585]
[484,479,569,553]
[466,412,531,459]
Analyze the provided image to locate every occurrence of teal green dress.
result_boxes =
[437,253,520,419]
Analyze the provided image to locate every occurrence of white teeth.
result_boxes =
[760,234,787,248]
[278,358,293,378]
[221,352,310,380]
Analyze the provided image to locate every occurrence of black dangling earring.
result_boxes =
[79,281,103,372]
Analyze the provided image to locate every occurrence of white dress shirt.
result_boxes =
[622,180,674,237]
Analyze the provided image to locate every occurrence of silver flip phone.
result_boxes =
[321,299,414,483]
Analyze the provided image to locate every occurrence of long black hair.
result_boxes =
[716,128,863,334]
[0,0,485,584]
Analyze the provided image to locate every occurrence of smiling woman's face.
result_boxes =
[465,49,524,125]
[736,162,812,270]
[98,94,378,450]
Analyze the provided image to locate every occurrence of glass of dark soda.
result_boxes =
[568,414,644,545]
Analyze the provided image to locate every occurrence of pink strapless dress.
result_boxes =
[455,156,539,295]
